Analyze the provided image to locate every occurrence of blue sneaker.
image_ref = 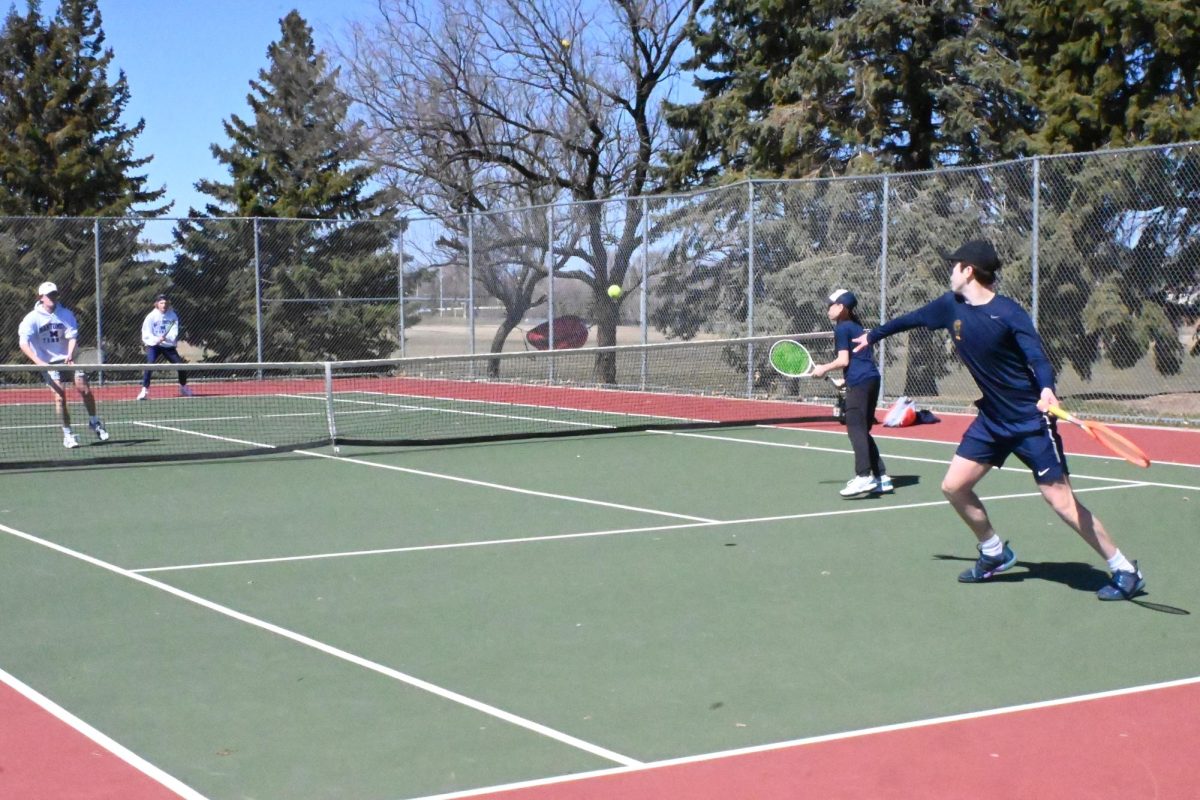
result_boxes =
[958,541,1017,583]
[1097,562,1145,601]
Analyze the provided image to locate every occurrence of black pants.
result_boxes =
[143,345,187,387]
[845,379,886,478]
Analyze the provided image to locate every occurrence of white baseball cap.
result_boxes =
[37,281,59,296]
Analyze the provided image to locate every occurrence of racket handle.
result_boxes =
[1046,405,1074,423]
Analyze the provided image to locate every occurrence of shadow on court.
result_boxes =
[932,554,1190,615]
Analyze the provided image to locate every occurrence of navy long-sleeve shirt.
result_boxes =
[834,319,880,387]
[867,292,1055,429]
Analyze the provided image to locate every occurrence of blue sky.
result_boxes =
[98,0,379,218]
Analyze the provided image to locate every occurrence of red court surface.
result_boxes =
[0,681,188,800]
[462,681,1200,800]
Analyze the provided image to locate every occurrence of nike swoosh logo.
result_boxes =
[1037,467,1051,476]
[989,315,1001,320]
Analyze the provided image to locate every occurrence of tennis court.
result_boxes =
[2,344,1199,799]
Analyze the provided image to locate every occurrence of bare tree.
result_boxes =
[337,0,700,380]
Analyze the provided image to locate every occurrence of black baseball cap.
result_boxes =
[826,289,858,309]
[942,240,1001,274]
[155,293,170,301]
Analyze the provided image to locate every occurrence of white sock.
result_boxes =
[63,426,72,435]
[1106,551,1135,573]
[980,534,1004,557]
[89,415,99,425]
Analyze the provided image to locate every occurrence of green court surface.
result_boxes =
[1,424,1198,799]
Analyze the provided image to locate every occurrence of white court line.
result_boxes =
[407,674,1200,800]
[297,449,716,522]
[0,521,640,768]
[758,421,1200,470]
[1,408,388,432]
[131,482,1145,574]
[0,664,209,799]
[131,421,714,523]
[279,393,615,430]
[658,429,1200,492]
[130,421,277,449]
[351,389,706,423]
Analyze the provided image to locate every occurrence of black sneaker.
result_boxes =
[958,541,1017,583]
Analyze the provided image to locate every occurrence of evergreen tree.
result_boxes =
[0,0,166,363]
[665,1,1034,186]
[1013,1,1200,153]
[171,11,407,362]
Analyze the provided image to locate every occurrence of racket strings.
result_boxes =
[769,341,812,377]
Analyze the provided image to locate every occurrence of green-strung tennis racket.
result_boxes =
[769,339,815,378]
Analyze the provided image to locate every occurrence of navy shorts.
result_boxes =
[957,412,1068,484]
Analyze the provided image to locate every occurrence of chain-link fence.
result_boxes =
[3,141,1198,422]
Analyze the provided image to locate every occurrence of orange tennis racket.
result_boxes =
[1047,406,1151,468]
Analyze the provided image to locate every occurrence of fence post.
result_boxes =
[397,223,406,358]
[746,181,756,398]
[640,196,650,389]
[467,213,476,358]
[879,175,890,401]
[1031,157,1041,328]
[93,219,104,384]
[547,206,555,378]
[253,218,264,370]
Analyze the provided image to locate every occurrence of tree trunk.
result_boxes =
[487,317,520,378]
[593,294,620,384]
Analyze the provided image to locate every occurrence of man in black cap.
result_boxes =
[138,293,191,399]
[852,240,1145,601]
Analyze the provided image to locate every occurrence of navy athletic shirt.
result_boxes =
[834,319,879,387]
[866,292,1055,429]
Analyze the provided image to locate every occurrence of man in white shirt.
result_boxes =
[137,293,191,400]
[17,282,110,449]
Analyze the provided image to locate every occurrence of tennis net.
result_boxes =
[0,332,838,469]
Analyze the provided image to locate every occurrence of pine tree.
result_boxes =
[0,0,167,363]
[665,1,1034,186]
[1013,0,1200,153]
[0,0,165,216]
[171,11,407,362]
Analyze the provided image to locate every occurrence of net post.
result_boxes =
[324,361,339,454]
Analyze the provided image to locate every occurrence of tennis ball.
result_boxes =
[559,38,571,49]
[607,284,622,299]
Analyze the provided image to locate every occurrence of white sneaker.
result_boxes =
[137,387,149,400]
[179,385,193,397]
[840,474,878,497]
[877,474,894,493]
[63,431,80,449]
[89,420,109,442]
